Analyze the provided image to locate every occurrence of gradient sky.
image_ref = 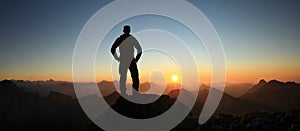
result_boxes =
[1,0,300,83]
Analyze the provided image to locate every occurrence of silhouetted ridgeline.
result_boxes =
[0,79,300,130]
[0,80,90,130]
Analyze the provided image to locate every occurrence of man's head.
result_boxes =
[123,25,131,35]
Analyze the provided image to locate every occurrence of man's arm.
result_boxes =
[133,37,142,62]
[111,38,121,61]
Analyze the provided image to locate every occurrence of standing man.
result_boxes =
[111,25,142,96]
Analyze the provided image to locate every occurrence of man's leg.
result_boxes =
[129,60,139,95]
[119,74,127,96]
[119,62,128,96]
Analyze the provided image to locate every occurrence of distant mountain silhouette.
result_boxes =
[223,82,253,97]
[13,79,76,98]
[198,83,253,97]
[139,82,164,94]
[13,79,120,98]
[170,79,300,117]
[240,79,300,112]
[12,79,219,98]
[167,87,256,117]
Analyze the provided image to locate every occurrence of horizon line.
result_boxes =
[2,78,300,85]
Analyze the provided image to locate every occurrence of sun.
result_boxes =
[171,75,179,82]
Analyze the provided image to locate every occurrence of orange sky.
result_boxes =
[2,63,299,84]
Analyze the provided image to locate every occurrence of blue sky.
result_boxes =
[0,0,299,82]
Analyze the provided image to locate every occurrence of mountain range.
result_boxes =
[12,79,253,98]
[1,79,300,130]
[240,79,300,111]
[10,79,300,114]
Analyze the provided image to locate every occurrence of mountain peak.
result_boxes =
[255,79,267,88]
[286,81,296,85]
[258,79,267,84]
[268,79,283,84]
[244,79,267,94]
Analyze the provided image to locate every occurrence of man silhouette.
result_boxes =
[111,25,142,96]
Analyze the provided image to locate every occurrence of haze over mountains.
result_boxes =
[12,79,253,98]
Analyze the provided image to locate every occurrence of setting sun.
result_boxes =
[171,75,179,82]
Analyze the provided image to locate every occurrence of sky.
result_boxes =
[0,0,300,84]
